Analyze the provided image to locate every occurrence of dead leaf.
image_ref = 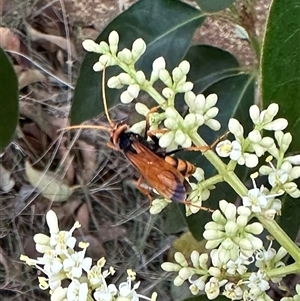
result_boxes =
[0,27,20,52]
[0,164,15,192]
[74,233,106,258]
[75,202,90,233]
[26,25,78,59]
[25,160,74,202]
[76,140,98,184]
[18,69,46,89]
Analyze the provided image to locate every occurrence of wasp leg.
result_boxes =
[183,200,214,212]
[106,141,120,151]
[184,130,230,153]
[135,176,153,202]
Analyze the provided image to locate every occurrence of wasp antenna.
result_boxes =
[60,125,111,133]
[102,65,115,128]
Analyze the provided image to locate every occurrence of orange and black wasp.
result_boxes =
[64,68,211,206]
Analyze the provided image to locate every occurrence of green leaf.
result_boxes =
[261,0,300,152]
[0,48,18,151]
[71,0,205,124]
[195,0,236,12]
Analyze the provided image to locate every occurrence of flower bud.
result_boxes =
[93,62,104,72]
[178,60,190,75]
[162,87,174,99]
[174,276,185,286]
[176,81,193,93]
[135,103,149,116]
[108,31,119,54]
[120,91,134,103]
[131,38,146,61]
[153,57,166,72]
[117,48,133,64]
[127,84,140,98]
[159,69,172,87]
[179,267,194,280]
[107,76,123,89]
[174,252,188,267]
[82,39,101,53]
[245,222,263,234]
[190,251,200,268]
[206,93,218,108]
[172,67,183,83]
[99,41,110,53]
[135,70,146,85]
[205,119,221,131]
[225,221,238,236]
[159,131,175,148]
[99,54,113,66]
[117,73,132,85]
[161,262,181,272]
[248,129,262,143]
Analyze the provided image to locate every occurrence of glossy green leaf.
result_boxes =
[195,0,236,12]
[261,0,300,151]
[0,48,18,151]
[71,0,205,124]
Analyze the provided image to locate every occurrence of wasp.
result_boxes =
[64,69,211,206]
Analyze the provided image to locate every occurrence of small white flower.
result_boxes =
[247,270,270,297]
[189,276,206,295]
[223,282,243,300]
[205,277,227,300]
[51,286,68,301]
[67,280,88,301]
[63,249,92,278]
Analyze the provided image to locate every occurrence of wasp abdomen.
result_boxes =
[164,156,196,177]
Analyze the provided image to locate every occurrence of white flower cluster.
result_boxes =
[20,210,157,301]
[216,103,287,168]
[216,103,300,200]
[162,200,289,300]
[83,31,221,152]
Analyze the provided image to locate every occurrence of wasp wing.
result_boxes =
[125,140,186,202]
